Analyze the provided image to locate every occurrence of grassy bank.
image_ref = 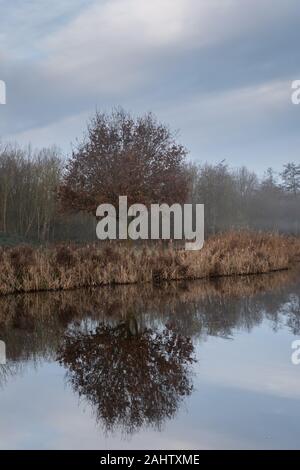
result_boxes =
[0,231,299,296]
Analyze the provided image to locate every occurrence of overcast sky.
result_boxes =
[1,0,300,174]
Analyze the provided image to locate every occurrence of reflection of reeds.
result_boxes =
[0,231,299,295]
[0,265,298,326]
[0,266,299,366]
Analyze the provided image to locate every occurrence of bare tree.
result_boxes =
[280,163,300,196]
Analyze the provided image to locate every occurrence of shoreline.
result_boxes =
[0,265,294,299]
[0,231,299,297]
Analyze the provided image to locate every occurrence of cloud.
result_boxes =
[0,0,92,60]
[40,0,296,93]
[6,109,91,151]
[1,0,300,171]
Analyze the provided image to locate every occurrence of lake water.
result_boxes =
[0,268,300,450]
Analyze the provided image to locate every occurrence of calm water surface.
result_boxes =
[0,268,300,449]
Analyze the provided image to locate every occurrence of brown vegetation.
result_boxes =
[0,264,297,328]
[0,264,299,384]
[58,108,189,214]
[1,137,299,245]
[0,231,299,296]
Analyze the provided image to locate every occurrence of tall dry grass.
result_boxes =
[0,231,299,295]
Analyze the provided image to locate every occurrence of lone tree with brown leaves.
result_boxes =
[58,108,189,214]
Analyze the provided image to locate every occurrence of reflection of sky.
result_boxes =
[0,321,300,449]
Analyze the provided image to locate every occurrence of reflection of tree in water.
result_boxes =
[58,320,195,435]
[0,266,300,400]
[282,293,300,335]
[0,362,24,387]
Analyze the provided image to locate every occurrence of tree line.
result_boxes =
[0,109,299,244]
[189,161,300,235]
[0,143,96,244]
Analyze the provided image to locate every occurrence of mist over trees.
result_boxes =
[0,109,299,244]
[189,161,300,235]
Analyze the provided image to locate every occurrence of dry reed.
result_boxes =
[0,231,299,295]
